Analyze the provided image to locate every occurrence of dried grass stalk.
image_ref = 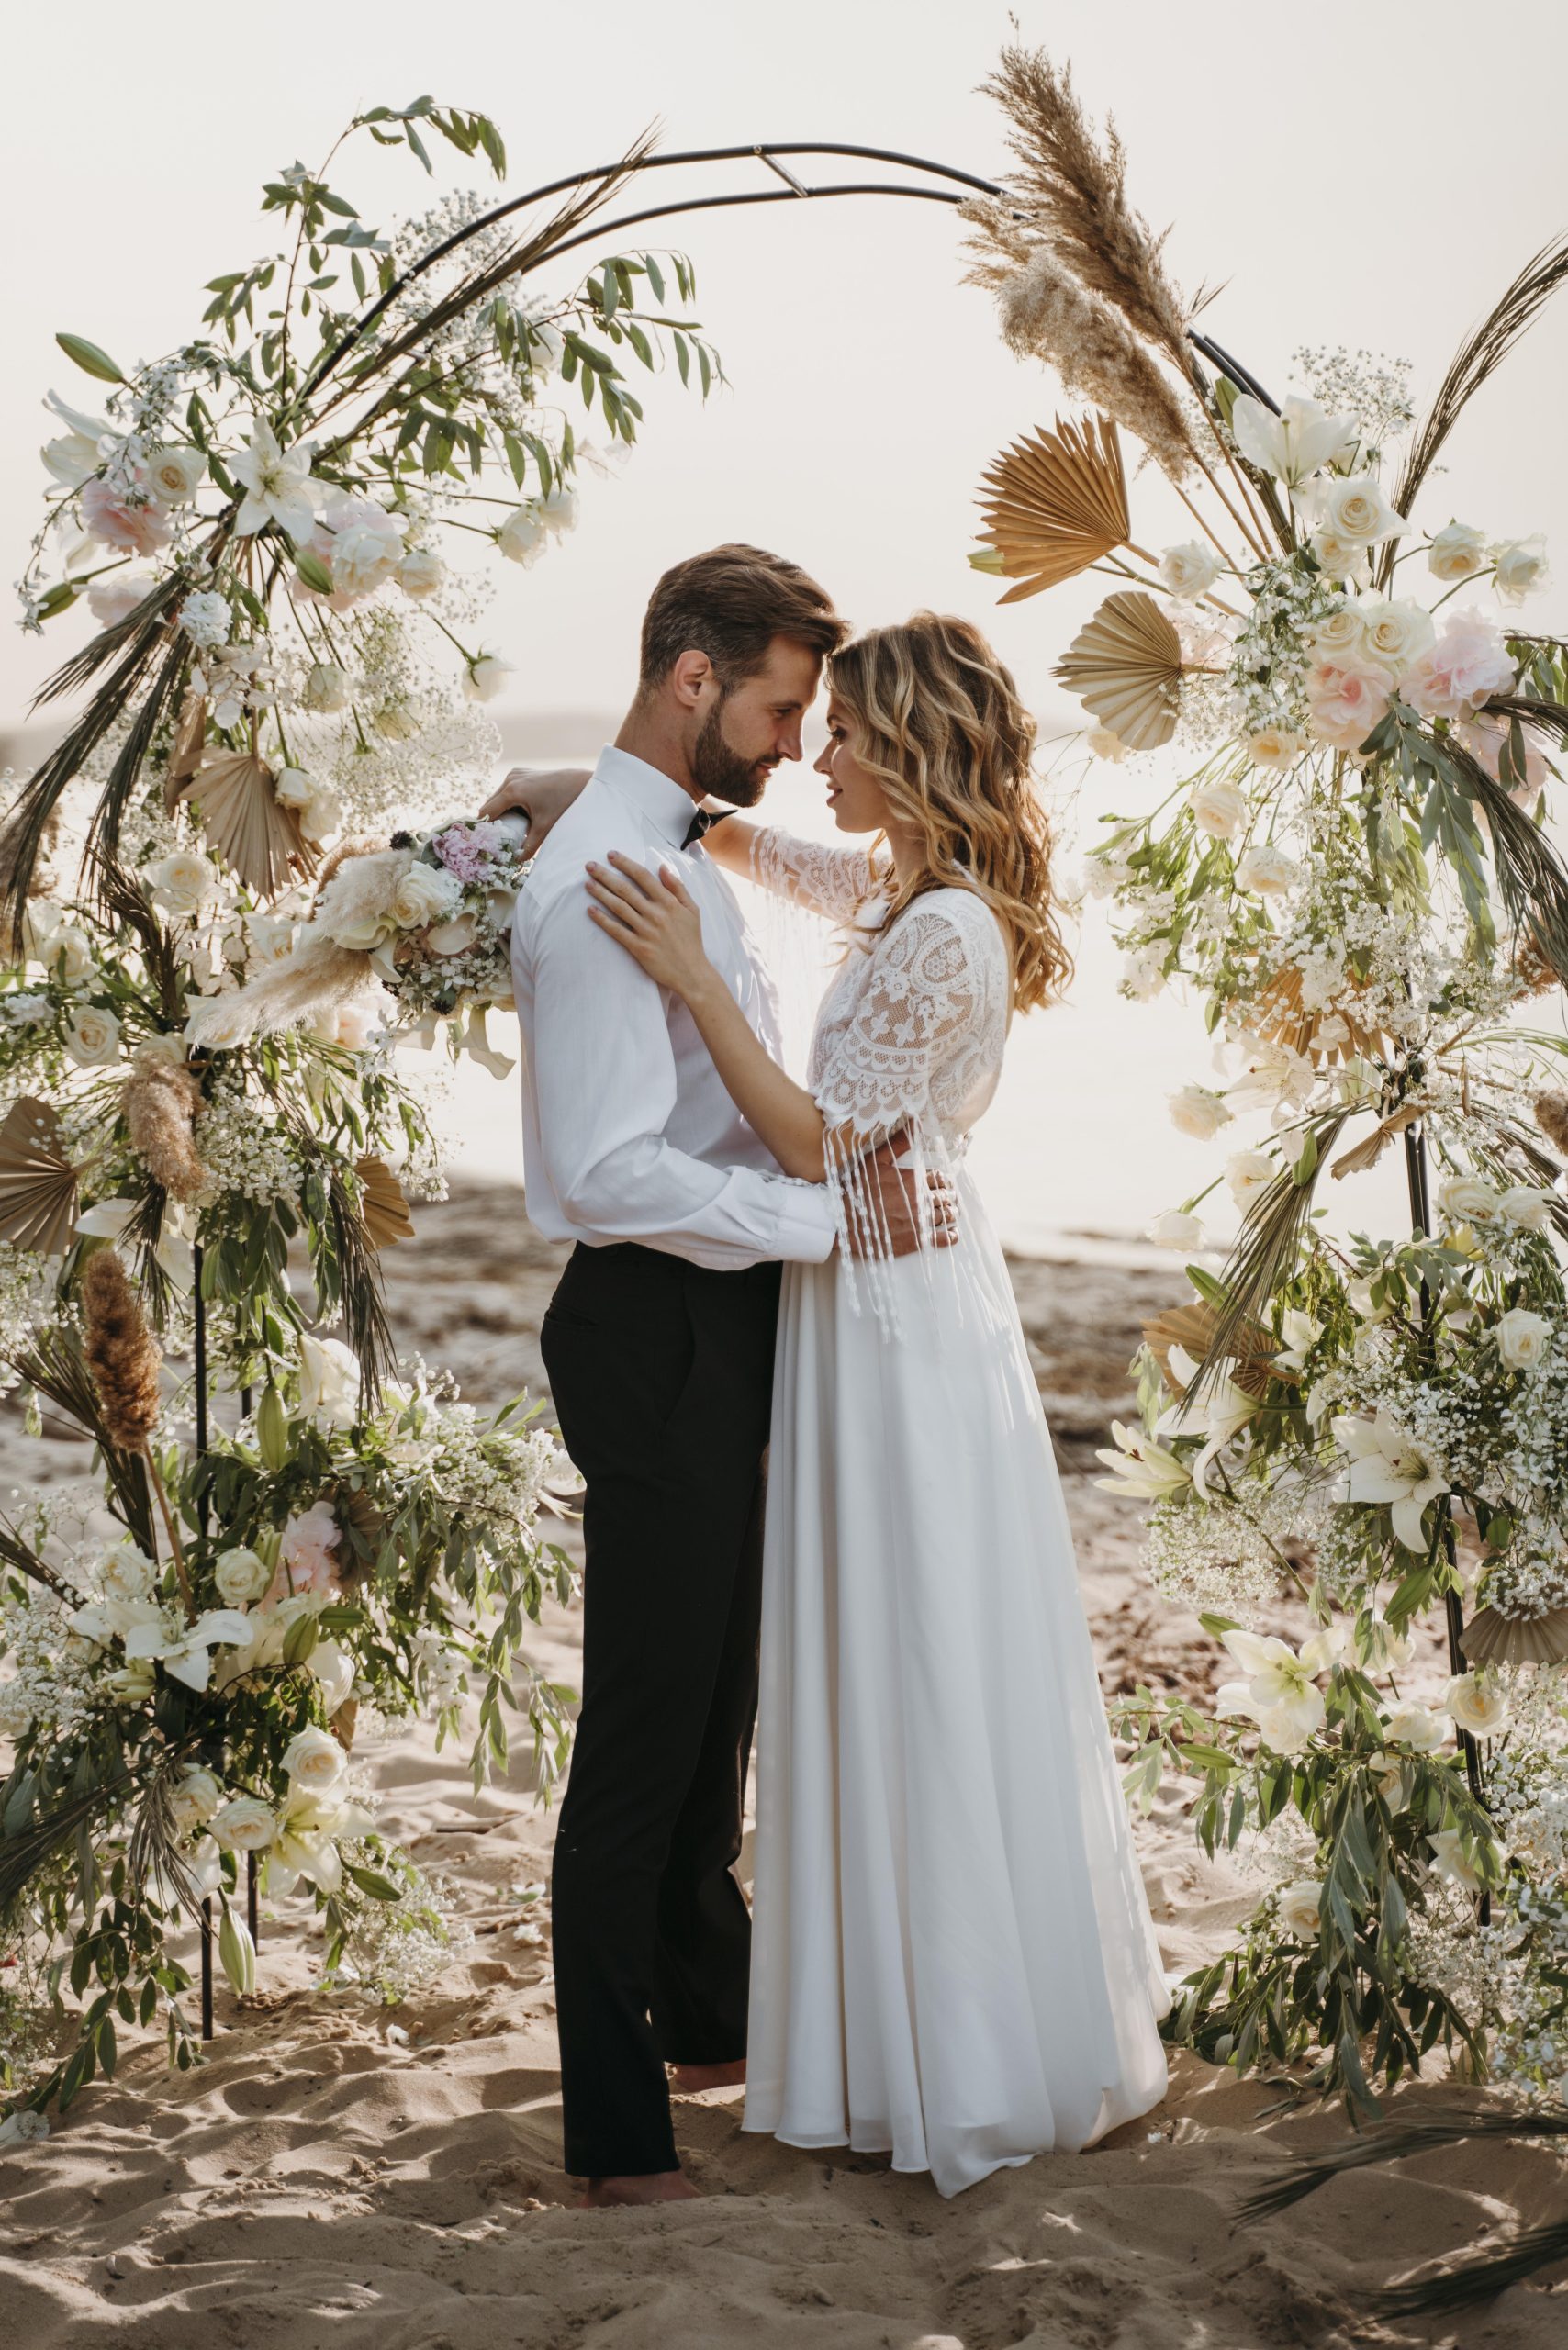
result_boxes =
[121,1060,207,1203]
[963,216,1196,481]
[977,44,1191,364]
[1534,1089,1568,1158]
[80,1248,162,1452]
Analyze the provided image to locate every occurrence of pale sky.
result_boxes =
[5,0,1568,1246]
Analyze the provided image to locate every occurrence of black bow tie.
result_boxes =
[682,806,733,851]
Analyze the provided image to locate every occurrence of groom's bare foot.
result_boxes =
[669,2059,746,2093]
[578,2169,699,2208]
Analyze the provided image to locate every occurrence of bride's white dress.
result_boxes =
[740,829,1171,2198]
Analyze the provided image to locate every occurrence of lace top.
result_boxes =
[748,824,885,925]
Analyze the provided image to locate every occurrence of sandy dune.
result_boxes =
[4,1184,1564,2345]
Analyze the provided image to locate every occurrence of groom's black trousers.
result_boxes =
[541,1238,781,2179]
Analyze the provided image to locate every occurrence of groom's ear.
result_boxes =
[669,649,717,711]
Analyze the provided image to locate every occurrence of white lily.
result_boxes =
[231,420,321,541]
[1333,1408,1448,1551]
[68,1593,164,1648]
[1428,1828,1484,1892]
[123,1607,255,1693]
[1155,1346,1260,1497]
[1232,391,1359,487]
[266,1792,375,1897]
[1092,1419,1193,1501]
[1216,1628,1327,1751]
[74,1196,196,1288]
[1272,1309,1322,1376]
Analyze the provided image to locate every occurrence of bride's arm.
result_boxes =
[586,852,828,1179]
[697,808,881,919]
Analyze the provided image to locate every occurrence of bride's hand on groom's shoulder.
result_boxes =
[477,765,591,856]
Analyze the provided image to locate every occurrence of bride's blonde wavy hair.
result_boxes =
[828,612,1071,1013]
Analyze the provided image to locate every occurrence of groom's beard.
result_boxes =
[691,699,775,808]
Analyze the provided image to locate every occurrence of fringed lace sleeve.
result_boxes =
[748,824,881,922]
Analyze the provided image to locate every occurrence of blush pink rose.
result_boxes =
[263,1500,342,1604]
[80,476,172,556]
[1304,656,1394,755]
[1398,610,1517,721]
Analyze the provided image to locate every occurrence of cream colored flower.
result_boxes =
[1333,1408,1449,1551]
[1428,1829,1483,1891]
[1155,1346,1260,1497]
[464,653,511,703]
[1235,844,1298,895]
[1384,1701,1446,1752]
[496,505,545,565]
[1494,534,1549,606]
[1092,1419,1193,1501]
[1216,1628,1327,1751]
[1437,1173,1502,1228]
[303,662,352,713]
[96,1539,157,1602]
[282,1724,346,1796]
[1168,1084,1232,1141]
[64,1005,121,1066]
[1304,472,1408,548]
[1246,726,1305,770]
[1148,1208,1203,1249]
[1308,605,1363,658]
[1496,1307,1551,1371]
[147,849,215,917]
[1443,1672,1509,1737]
[1158,541,1223,600]
[210,1795,275,1853]
[1428,520,1488,582]
[1226,1149,1276,1209]
[308,1640,354,1715]
[1276,1880,1323,1939]
[232,420,320,541]
[123,1606,255,1693]
[1086,725,1127,762]
[147,444,205,504]
[1232,392,1357,486]
[298,1332,362,1428]
[1272,1308,1321,1375]
[168,1766,225,1838]
[1188,778,1249,840]
[1354,597,1436,676]
[398,545,444,599]
[391,862,463,929]
[1499,1185,1553,1233]
[214,1546,271,1606]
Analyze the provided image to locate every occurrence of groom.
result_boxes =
[486,546,940,2206]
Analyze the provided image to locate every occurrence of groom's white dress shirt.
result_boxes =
[510,744,839,1270]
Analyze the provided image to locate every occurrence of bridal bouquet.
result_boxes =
[969,46,1568,2112]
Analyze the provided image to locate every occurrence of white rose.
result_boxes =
[391,862,464,929]
[1500,1184,1553,1233]
[210,1795,275,1852]
[1085,725,1127,763]
[168,1765,225,1838]
[397,545,444,599]
[1120,946,1168,1002]
[273,766,314,811]
[283,1723,347,1795]
[298,1332,361,1428]
[1497,1306,1551,1371]
[213,1546,271,1606]
[1494,534,1550,605]
[178,590,231,649]
[331,1002,379,1052]
[302,662,352,714]
[1308,604,1363,659]
[1276,1879,1323,1940]
[464,654,511,704]
[496,505,546,565]
[1354,598,1436,676]
[40,923,94,980]
[147,849,215,916]
[1247,727,1304,770]
[1310,531,1372,584]
[1428,520,1488,582]
[1168,1084,1232,1141]
[87,576,150,629]
[64,1005,121,1066]
[245,912,297,965]
[308,1639,355,1715]
[1188,778,1248,840]
[1226,1149,1276,1209]
[1437,1173,1502,1228]
[1149,1209,1204,1250]
[539,480,577,535]
[1303,472,1408,548]
[148,445,205,505]
[97,1540,156,1602]
[1235,844,1299,894]
[1158,541,1223,600]
[1384,1702,1445,1753]
[331,515,403,599]
[1443,1671,1509,1737]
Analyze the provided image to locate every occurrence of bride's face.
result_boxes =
[813,699,890,834]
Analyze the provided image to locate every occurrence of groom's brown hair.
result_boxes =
[638,543,846,693]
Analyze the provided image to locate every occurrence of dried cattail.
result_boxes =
[964,220,1196,481]
[978,44,1191,366]
[80,1248,162,1451]
[121,1058,207,1203]
[1535,1091,1568,1158]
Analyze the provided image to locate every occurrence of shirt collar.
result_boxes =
[595,744,700,851]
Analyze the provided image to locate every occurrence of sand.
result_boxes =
[3,1181,1564,2346]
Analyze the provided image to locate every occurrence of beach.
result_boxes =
[2,1181,1562,2347]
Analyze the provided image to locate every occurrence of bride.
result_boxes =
[582,610,1170,2197]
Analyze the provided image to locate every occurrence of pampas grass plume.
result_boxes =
[80,1248,162,1452]
[122,1059,207,1203]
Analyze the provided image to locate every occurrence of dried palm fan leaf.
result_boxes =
[1251,964,1388,1065]
[1330,1102,1426,1181]
[178,752,319,901]
[1055,590,1182,749]
[356,1155,414,1248]
[976,414,1130,600]
[1460,1604,1568,1667]
[0,1096,82,1256]
[1143,1298,1275,1398]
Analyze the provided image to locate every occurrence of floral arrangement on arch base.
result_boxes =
[0,96,722,2127]
[969,45,1568,2117]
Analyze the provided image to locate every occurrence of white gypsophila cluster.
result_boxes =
[191,1068,303,1209]
[0,1932,59,2106]
[1227,556,1344,735]
[1485,1673,1568,1876]
[0,1588,98,1742]
[1404,1873,1498,2029]
[286,609,504,836]
[405,1396,561,1530]
[1174,661,1239,753]
[323,1840,468,2005]
[1476,1539,1568,1621]
[0,1248,53,1400]
[1144,1475,1332,1621]
[1483,1880,1568,2105]
[1293,347,1415,462]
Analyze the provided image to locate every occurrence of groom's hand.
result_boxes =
[843,1137,958,1260]
[478,766,592,856]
